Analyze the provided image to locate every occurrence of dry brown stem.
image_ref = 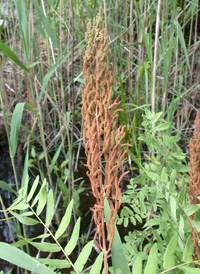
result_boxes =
[188,112,200,261]
[82,8,130,265]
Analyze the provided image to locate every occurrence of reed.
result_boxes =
[82,8,130,273]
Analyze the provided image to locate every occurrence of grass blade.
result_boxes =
[0,242,56,274]
[10,103,26,158]
[0,41,29,72]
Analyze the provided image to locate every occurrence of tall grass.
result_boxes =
[0,0,199,272]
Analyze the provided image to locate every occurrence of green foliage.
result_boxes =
[0,176,102,274]
[118,110,198,273]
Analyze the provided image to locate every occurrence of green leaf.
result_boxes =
[89,252,103,274]
[0,40,29,72]
[37,258,70,268]
[163,233,178,269]
[132,256,142,274]
[64,217,80,255]
[10,211,39,225]
[45,189,54,227]
[27,176,40,202]
[36,181,47,215]
[0,242,55,274]
[14,0,29,60]
[180,266,200,274]
[144,169,160,181]
[154,122,171,131]
[183,235,194,262]
[27,241,60,252]
[10,103,26,157]
[31,179,46,208]
[50,143,62,173]
[55,199,73,240]
[0,180,17,194]
[104,198,131,274]
[170,195,177,223]
[176,165,190,173]
[183,205,199,216]
[21,148,29,190]
[151,112,163,123]
[74,240,93,271]
[143,243,158,274]
[143,218,160,228]
[192,221,200,232]
[32,0,57,47]
[9,200,29,211]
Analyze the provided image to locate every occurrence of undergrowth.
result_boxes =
[0,0,200,274]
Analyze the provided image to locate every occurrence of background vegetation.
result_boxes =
[0,0,199,273]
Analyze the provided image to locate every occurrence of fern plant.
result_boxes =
[0,175,103,274]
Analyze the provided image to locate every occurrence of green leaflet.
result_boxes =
[144,243,158,274]
[31,179,47,208]
[132,256,142,274]
[37,258,70,269]
[55,199,73,239]
[0,242,55,274]
[0,180,17,194]
[163,233,178,269]
[26,240,60,253]
[36,181,47,215]
[89,252,103,274]
[74,240,93,272]
[10,211,39,225]
[183,236,194,262]
[183,204,199,217]
[27,176,40,202]
[64,217,80,255]
[180,266,200,274]
[45,189,54,227]
[154,122,171,131]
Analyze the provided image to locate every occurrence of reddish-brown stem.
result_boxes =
[96,106,108,274]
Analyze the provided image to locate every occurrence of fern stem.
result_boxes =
[24,197,80,274]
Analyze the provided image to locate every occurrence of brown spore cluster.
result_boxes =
[81,8,130,253]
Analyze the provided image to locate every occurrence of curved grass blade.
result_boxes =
[10,103,26,158]
[0,242,56,274]
[0,41,29,72]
